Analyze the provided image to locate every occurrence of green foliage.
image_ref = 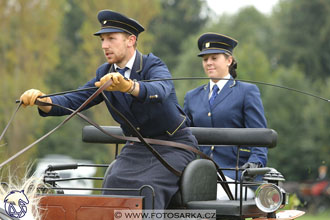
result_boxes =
[271,0,330,80]
[0,0,66,170]
[0,0,329,185]
[263,65,329,181]
[148,0,209,71]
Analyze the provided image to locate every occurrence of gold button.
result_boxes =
[149,95,158,99]
[208,112,211,117]
[211,146,214,150]
[136,127,140,131]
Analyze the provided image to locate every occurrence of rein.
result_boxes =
[15,77,330,104]
[3,76,329,199]
[2,78,240,199]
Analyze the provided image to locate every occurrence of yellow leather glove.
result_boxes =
[95,72,133,93]
[20,89,48,107]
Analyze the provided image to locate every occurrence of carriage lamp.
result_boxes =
[263,168,285,185]
[255,183,286,213]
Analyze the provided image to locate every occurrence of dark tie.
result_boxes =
[116,67,129,76]
[209,84,219,107]
[115,67,131,103]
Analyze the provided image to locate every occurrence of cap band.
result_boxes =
[101,20,138,36]
[202,42,233,54]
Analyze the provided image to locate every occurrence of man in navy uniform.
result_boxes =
[20,10,197,209]
[184,32,267,199]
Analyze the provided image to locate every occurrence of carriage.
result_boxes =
[17,125,305,220]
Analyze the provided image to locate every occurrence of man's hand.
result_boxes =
[20,89,52,113]
[20,89,45,107]
[95,72,133,92]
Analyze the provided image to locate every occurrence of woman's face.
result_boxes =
[202,53,232,82]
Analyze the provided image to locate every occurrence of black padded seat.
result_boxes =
[165,159,217,208]
[187,199,265,218]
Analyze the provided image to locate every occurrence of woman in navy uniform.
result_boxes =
[184,32,267,199]
[20,10,197,209]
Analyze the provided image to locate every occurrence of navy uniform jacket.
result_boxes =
[41,51,189,137]
[39,51,196,209]
[184,78,267,180]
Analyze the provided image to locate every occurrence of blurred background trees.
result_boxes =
[0,0,329,184]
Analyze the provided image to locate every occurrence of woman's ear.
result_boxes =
[227,55,233,66]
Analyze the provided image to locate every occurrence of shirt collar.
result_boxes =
[209,74,231,93]
[114,50,136,71]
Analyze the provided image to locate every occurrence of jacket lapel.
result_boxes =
[129,50,143,81]
[124,51,143,106]
[204,84,211,110]
[211,77,234,108]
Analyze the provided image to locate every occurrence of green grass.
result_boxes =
[297,210,330,220]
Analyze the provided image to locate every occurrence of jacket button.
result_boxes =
[149,95,158,99]
[208,112,211,117]
[211,146,214,150]
[136,127,140,131]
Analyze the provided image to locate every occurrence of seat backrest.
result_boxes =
[82,126,278,148]
[168,159,217,208]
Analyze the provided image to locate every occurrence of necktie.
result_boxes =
[116,67,129,77]
[116,67,131,103]
[209,84,219,107]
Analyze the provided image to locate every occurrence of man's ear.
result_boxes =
[127,35,137,47]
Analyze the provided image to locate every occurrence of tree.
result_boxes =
[148,0,209,71]
[262,65,329,181]
[271,0,330,79]
[0,0,66,174]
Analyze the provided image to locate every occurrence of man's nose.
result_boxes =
[102,41,109,49]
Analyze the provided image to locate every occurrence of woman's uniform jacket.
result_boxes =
[184,77,267,180]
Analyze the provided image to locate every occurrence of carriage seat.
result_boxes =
[82,126,278,216]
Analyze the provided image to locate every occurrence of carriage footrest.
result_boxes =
[186,199,265,217]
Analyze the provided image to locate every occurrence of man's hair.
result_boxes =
[123,32,137,48]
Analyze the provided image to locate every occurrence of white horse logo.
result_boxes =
[4,190,29,218]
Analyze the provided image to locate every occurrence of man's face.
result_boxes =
[100,32,131,65]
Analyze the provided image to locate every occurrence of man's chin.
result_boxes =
[106,58,115,64]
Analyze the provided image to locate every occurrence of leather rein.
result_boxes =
[0,79,234,200]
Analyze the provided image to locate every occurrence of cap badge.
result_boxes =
[205,42,210,48]
[103,20,107,24]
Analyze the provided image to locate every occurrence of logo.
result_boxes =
[4,190,29,218]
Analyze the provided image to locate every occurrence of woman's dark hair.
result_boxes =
[224,53,238,79]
